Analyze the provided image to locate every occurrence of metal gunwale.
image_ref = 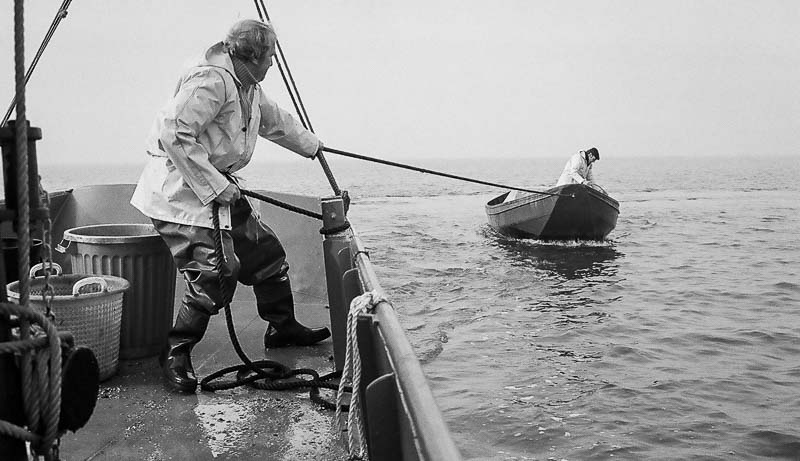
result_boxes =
[351,234,462,460]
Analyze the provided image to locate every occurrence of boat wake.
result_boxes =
[480,225,617,248]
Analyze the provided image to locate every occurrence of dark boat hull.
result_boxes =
[485,184,619,240]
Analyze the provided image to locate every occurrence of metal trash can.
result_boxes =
[59,224,176,359]
[7,265,129,381]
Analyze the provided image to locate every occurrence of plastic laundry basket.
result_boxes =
[7,264,129,381]
[60,224,176,359]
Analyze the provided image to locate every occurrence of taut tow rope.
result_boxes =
[252,1,567,202]
[322,147,573,197]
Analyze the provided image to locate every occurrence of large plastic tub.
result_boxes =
[61,224,176,359]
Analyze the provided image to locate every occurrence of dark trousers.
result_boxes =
[152,198,294,325]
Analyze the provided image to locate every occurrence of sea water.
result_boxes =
[35,154,800,460]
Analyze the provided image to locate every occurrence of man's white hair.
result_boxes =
[224,19,276,61]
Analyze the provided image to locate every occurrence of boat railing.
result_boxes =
[321,197,462,461]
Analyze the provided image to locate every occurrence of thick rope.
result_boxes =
[0,418,40,442]
[323,147,573,197]
[200,203,343,408]
[252,2,563,201]
[240,189,322,220]
[0,302,62,458]
[238,188,350,235]
[209,202,261,377]
[316,152,342,196]
[13,0,29,307]
[0,335,51,354]
[13,0,40,454]
[336,290,389,461]
[10,3,62,458]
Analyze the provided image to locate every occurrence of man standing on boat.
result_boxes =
[131,19,330,392]
[556,147,599,186]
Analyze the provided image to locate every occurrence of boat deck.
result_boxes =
[4,185,457,460]
[60,274,347,461]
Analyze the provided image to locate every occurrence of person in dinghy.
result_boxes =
[555,147,600,187]
[504,147,602,203]
[131,19,331,393]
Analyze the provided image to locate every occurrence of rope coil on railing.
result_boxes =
[336,290,390,461]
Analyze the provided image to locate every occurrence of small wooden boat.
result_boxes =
[485,184,619,240]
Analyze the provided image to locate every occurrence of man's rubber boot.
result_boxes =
[159,304,210,392]
[263,321,332,348]
[256,272,330,348]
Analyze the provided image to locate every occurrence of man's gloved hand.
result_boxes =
[342,189,351,214]
[214,183,241,205]
[312,141,324,160]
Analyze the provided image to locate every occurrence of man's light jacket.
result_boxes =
[131,42,319,230]
[556,151,594,186]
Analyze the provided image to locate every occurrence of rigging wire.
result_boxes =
[252,2,567,199]
[2,0,73,127]
[252,1,306,129]
[253,0,313,131]
[253,0,343,196]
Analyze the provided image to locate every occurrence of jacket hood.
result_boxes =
[201,41,241,86]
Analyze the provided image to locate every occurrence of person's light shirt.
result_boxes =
[556,151,594,186]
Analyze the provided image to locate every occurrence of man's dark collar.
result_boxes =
[230,54,258,88]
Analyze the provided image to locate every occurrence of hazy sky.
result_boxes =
[1,1,798,165]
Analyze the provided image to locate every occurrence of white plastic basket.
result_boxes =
[6,263,130,381]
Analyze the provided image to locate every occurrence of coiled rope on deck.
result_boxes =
[198,203,345,410]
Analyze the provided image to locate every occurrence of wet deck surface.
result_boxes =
[59,279,346,461]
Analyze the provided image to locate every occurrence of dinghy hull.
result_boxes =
[486,184,619,240]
